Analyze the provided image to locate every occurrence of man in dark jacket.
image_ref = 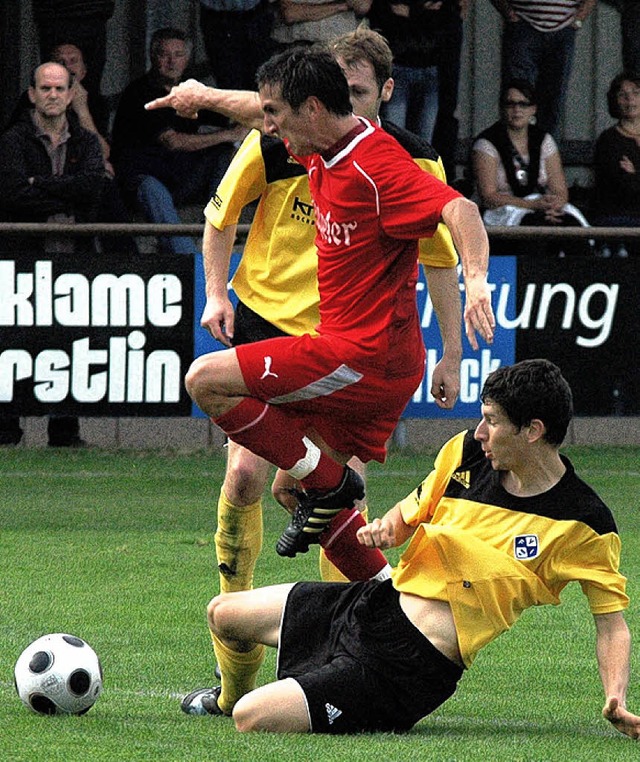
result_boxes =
[111,27,246,255]
[0,61,107,446]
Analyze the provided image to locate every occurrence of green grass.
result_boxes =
[0,445,639,761]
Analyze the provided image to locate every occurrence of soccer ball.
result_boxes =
[14,633,103,715]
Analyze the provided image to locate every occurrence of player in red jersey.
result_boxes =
[185,45,495,559]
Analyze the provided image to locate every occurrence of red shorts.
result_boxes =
[235,333,424,463]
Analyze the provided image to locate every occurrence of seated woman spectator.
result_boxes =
[592,71,640,256]
[472,79,588,230]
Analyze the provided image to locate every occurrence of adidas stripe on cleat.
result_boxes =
[276,466,365,558]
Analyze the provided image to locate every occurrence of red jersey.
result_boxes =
[290,117,461,378]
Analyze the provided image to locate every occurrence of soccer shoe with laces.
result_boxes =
[275,465,365,558]
[180,686,224,716]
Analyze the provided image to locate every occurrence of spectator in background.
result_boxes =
[111,28,247,256]
[472,79,588,230]
[270,0,371,50]
[0,62,109,447]
[51,42,111,168]
[489,0,596,138]
[592,72,640,257]
[7,43,110,159]
[199,0,276,90]
[621,0,640,76]
[369,0,463,146]
[31,0,115,97]
[432,0,468,182]
[6,44,137,255]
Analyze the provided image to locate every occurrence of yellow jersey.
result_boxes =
[392,430,629,667]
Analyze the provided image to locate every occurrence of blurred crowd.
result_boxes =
[2,1,639,244]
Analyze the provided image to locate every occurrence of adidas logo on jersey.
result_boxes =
[325,702,343,724]
[451,470,471,489]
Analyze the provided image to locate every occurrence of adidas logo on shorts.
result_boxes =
[325,702,343,724]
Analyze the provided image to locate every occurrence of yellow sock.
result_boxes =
[215,491,263,594]
[318,506,369,582]
[211,634,265,714]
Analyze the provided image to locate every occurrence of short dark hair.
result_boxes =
[149,27,192,60]
[500,78,536,107]
[256,45,352,116]
[481,359,573,446]
[606,71,640,119]
[332,27,393,95]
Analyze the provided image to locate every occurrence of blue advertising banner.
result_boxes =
[193,250,639,417]
[193,254,518,419]
[404,256,516,418]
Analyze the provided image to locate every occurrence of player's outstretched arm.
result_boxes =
[357,504,413,550]
[440,197,495,350]
[145,79,264,130]
[594,611,640,739]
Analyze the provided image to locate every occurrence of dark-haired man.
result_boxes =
[193,359,639,739]
[156,28,469,719]
[183,45,494,559]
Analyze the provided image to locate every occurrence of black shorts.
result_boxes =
[231,301,289,346]
[277,579,463,734]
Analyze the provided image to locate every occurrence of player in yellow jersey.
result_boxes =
[196,359,639,739]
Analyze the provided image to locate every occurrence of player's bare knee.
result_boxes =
[184,356,209,401]
[207,593,236,637]
[232,693,269,733]
[184,358,230,416]
[271,482,296,512]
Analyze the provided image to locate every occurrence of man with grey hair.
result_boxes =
[111,27,246,255]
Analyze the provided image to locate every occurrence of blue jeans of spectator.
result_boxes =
[136,176,199,256]
[502,21,576,138]
[382,64,439,143]
[119,143,234,256]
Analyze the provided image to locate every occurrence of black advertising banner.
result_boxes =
[514,255,639,416]
[0,251,195,416]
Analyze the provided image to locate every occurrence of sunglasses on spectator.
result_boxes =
[502,100,533,108]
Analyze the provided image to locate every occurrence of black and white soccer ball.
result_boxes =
[14,633,103,715]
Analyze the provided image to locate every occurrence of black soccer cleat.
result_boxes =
[275,466,365,558]
[180,686,225,716]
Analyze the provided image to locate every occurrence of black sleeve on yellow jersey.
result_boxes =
[261,134,308,185]
[381,119,441,163]
[444,431,619,537]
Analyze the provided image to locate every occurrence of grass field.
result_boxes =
[1,444,639,762]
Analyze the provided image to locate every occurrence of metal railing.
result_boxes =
[1,222,639,245]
